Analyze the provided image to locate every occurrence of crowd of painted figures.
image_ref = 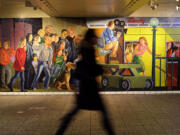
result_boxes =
[0,20,157,92]
[0,25,84,92]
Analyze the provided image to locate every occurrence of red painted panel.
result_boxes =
[1,20,10,43]
[9,19,15,49]
[24,23,32,36]
[15,22,25,49]
[167,63,178,87]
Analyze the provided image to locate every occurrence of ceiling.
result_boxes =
[131,0,180,17]
[0,0,179,18]
[29,0,149,17]
[0,0,49,18]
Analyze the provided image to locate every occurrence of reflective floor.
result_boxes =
[0,94,180,135]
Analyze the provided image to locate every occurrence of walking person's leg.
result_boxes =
[20,72,25,92]
[8,71,20,91]
[55,106,79,135]
[100,105,115,135]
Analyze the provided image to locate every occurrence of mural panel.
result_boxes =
[0,17,180,92]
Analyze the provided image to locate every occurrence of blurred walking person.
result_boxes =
[55,29,115,135]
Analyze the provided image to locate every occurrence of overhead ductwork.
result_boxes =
[29,0,58,17]
[29,0,149,17]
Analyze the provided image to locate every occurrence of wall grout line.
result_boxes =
[0,91,180,95]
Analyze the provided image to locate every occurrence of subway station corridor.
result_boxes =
[1,0,180,135]
[0,94,180,135]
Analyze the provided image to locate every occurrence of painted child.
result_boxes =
[125,44,133,63]
[0,40,15,88]
[32,53,38,74]
[8,38,27,92]
[51,49,67,82]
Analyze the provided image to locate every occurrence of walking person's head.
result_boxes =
[84,29,98,46]
[3,40,10,49]
[79,29,98,62]
[18,37,26,49]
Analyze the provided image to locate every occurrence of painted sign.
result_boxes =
[87,17,180,28]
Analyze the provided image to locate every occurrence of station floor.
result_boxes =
[0,94,180,135]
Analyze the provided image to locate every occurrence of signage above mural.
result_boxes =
[87,17,180,28]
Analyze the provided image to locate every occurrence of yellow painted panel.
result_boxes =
[156,28,166,35]
[124,34,153,77]
[127,28,166,35]
[155,35,166,87]
[139,28,152,35]
[164,28,180,35]
[166,34,180,41]
[125,28,167,87]
[100,27,180,87]
[165,34,174,42]
[126,28,141,35]
[124,35,139,41]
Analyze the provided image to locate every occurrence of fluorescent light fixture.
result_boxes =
[149,0,159,10]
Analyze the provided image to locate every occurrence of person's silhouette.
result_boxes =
[55,29,115,135]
